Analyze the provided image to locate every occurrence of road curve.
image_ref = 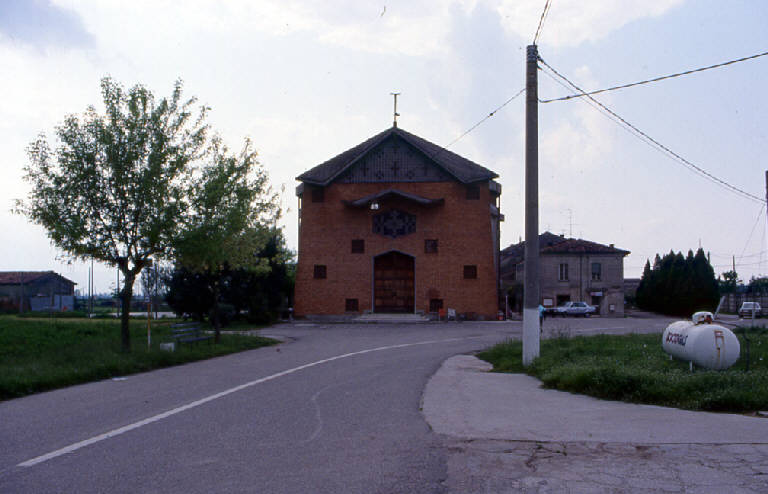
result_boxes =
[0,323,515,493]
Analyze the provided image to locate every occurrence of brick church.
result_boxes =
[294,124,503,319]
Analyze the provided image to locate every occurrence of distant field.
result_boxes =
[0,315,277,400]
[477,328,768,413]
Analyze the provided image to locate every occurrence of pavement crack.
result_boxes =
[303,385,330,444]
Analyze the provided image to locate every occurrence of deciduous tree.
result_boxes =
[172,138,281,342]
[18,76,266,351]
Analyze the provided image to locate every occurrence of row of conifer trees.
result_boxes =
[635,248,720,317]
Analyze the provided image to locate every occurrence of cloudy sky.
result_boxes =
[1,0,767,294]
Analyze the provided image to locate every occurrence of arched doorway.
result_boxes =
[374,251,415,313]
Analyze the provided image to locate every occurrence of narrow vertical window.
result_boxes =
[591,262,601,281]
[558,263,569,281]
[463,265,478,279]
[313,265,327,279]
[424,239,438,253]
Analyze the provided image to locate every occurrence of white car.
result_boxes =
[739,302,762,318]
[552,301,596,317]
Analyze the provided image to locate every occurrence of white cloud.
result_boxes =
[0,42,100,209]
[540,65,614,176]
[55,0,474,57]
[495,0,684,47]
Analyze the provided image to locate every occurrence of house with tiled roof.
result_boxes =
[0,271,76,312]
[501,233,630,316]
[294,125,503,319]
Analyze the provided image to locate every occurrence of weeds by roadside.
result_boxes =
[477,328,768,413]
[0,315,277,400]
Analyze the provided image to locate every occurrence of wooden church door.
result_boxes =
[374,251,415,313]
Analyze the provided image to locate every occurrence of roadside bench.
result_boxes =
[170,322,213,346]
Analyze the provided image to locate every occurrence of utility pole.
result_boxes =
[523,44,540,366]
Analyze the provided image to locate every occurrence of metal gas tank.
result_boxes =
[662,321,740,370]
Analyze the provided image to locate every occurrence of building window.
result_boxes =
[345,298,359,312]
[424,239,438,253]
[463,265,478,279]
[351,239,365,253]
[466,185,480,200]
[311,187,324,203]
[313,265,327,279]
[429,298,443,312]
[591,262,602,281]
[558,263,569,281]
[372,209,416,238]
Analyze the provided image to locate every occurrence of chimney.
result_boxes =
[609,243,615,248]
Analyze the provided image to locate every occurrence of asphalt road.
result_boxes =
[0,317,674,493]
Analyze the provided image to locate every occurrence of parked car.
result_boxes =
[738,301,762,318]
[551,301,596,317]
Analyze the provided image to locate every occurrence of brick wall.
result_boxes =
[294,180,499,318]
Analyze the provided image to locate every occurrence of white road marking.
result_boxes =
[18,336,480,468]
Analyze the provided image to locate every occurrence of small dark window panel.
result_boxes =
[463,265,478,279]
[351,239,365,253]
[424,239,438,254]
[311,187,325,203]
[345,298,359,312]
[466,185,480,200]
[591,262,601,281]
[429,298,443,312]
[313,265,327,279]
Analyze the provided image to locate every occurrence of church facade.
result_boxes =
[294,125,502,319]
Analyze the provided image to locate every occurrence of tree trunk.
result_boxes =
[120,272,136,352]
[211,280,221,344]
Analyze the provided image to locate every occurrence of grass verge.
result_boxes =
[0,315,277,400]
[476,327,768,413]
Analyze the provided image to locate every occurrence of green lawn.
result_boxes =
[477,327,768,413]
[0,315,277,400]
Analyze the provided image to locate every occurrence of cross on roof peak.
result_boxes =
[390,92,401,127]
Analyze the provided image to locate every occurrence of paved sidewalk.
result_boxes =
[423,355,768,493]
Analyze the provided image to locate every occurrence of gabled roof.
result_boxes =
[501,232,566,264]
[297,126,497,186]
[0,271,77,285]
[542,238,630,256]
[342,189,444,208]
[501,232,629,266]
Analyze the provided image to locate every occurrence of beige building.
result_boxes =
[501,232,630,316]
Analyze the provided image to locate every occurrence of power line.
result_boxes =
[738,205,765,263]
[541,49,768,103]
[435,87,526,155]
[533,0,552,45]
[539,66,646,147]
[537,57,765,205]
[712,260,767,268]
[712,249,768,259]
